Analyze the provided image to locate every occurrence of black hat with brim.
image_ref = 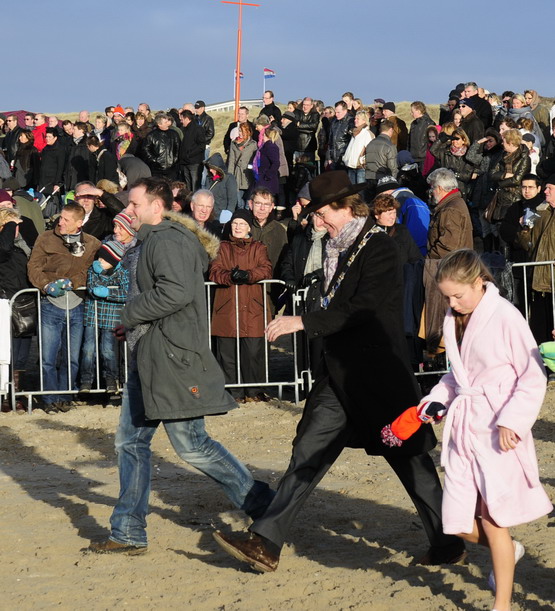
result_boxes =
[300,171,366,217]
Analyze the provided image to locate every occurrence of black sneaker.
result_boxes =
[105,380,118,394]
[43,404,59,414]
[79,383,92,393]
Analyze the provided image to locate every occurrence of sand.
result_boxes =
[1,389,554,611]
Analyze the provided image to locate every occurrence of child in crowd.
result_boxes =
[419,249,552,611]
[80,240,129,394]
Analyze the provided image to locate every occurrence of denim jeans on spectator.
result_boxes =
[347,168,366,185]
[109,368,273,546]
[237,189,250,209]
[40,299,83,405]
[80,326,119,388]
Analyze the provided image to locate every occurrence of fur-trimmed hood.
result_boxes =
[162,211,220,261]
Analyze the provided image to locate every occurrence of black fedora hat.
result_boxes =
[301,171,366,217]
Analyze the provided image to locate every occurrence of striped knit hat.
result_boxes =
[113,212,136,238]
[98,240,125,268]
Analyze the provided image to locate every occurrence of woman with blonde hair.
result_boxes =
[490,129,531,223]
[342,110,373,184]
[420,248,552,611]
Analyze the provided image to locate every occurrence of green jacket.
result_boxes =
[121,212,236,420]
[518,204,555,293]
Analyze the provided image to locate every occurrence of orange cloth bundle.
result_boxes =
[381,402,446,447]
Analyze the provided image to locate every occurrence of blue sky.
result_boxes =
[3,0,553,113]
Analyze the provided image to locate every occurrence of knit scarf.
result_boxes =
[324,216,367,291]
[304,227,327,276]
[450,144,467,157]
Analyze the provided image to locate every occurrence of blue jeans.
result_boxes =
[80,325,118,387]
[348,168,366,184]
[40,300,84,405]
[109,369,273,546]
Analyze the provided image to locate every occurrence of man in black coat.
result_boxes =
[459,98,485,144]
[86,135,119,185]
[258,90,282,125]
[2,115,22,163]
[213,171,466,572]
[64,122,91,191]
[294,97,320,160]
[38,129,66,195]
[72,181,124,240]
[178,109,206,191]
[463,82,493,129]
[141,112,181,179]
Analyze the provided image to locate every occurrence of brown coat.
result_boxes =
[27,226,100,292]
[426,190,473,259]
[209,238,272,337]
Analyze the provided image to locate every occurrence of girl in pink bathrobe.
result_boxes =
[420,249,552,611]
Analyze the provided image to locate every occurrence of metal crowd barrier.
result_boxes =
[3,262,555,413]
[2,280,310,412]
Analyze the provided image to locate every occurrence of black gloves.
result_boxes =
[301,270,323,288]
[230,266,250,285]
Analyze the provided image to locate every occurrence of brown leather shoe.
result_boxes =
[213,530,279,572]
[87,538,148,555]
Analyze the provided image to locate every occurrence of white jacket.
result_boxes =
[342,127,374,169]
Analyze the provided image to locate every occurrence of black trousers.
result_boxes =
[529,290,554,344]
[181,163,201,192]
[217,337,265,399]
[251,381,458,552]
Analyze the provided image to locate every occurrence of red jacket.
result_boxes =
[33,122,48,152]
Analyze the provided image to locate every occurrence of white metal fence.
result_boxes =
[3,262,554,412]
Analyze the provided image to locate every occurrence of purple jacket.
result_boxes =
[255,140,280,195]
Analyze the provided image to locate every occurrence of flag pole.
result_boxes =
[222,0,260,121]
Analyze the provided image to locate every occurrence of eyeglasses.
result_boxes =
[312,210,327,220]
[252,200,272,208]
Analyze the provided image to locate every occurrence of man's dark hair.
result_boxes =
[239,105,248,113]
[62,119,73,127]
[24,112,35,120]
[86,135,101,148]
[130,177,173,210]
[264,90,274,99]
[45,127,58,138]
[501,90,515,100]
[180,109,194,121]
[521,174,542,187]
[342,91,354,99]
[250,186,275,204]
[334,100,348,110]
[63,201,85,221]
[74,121,88,133]
[380,119,394,132]
[105,106,115,114]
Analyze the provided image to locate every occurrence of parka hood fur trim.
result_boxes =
[162,211,220,261]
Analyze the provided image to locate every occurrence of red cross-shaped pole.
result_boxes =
[221,0,260,120]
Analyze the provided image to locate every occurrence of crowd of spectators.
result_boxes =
[2,81,555,412]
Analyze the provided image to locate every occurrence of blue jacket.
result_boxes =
[394,187,431,256]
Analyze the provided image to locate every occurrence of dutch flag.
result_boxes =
[263,68,276,79]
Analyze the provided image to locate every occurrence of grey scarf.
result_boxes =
[324,216,367,291]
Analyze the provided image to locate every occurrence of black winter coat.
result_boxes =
[302,218,436,456]
[14,143,40,189]
[294,109,320,153]
[83,192,124,240]
[196,112,215,144]
[490,146,532,219]
[460,112,485,144]
[408,114,435,163]
[38,141,66,194]
[91,147,120,184]
[142,128,180,174]
[64,137,91,190]
[465,94,493,129]
[327,115,354,164]
[179,121,206,165]
[0,222,32,298]
[3,127,21,163]
[259,102,282,125]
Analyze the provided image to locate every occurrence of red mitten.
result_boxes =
[381,405,422,447]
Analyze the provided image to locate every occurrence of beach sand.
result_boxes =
[1,390,554,610]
